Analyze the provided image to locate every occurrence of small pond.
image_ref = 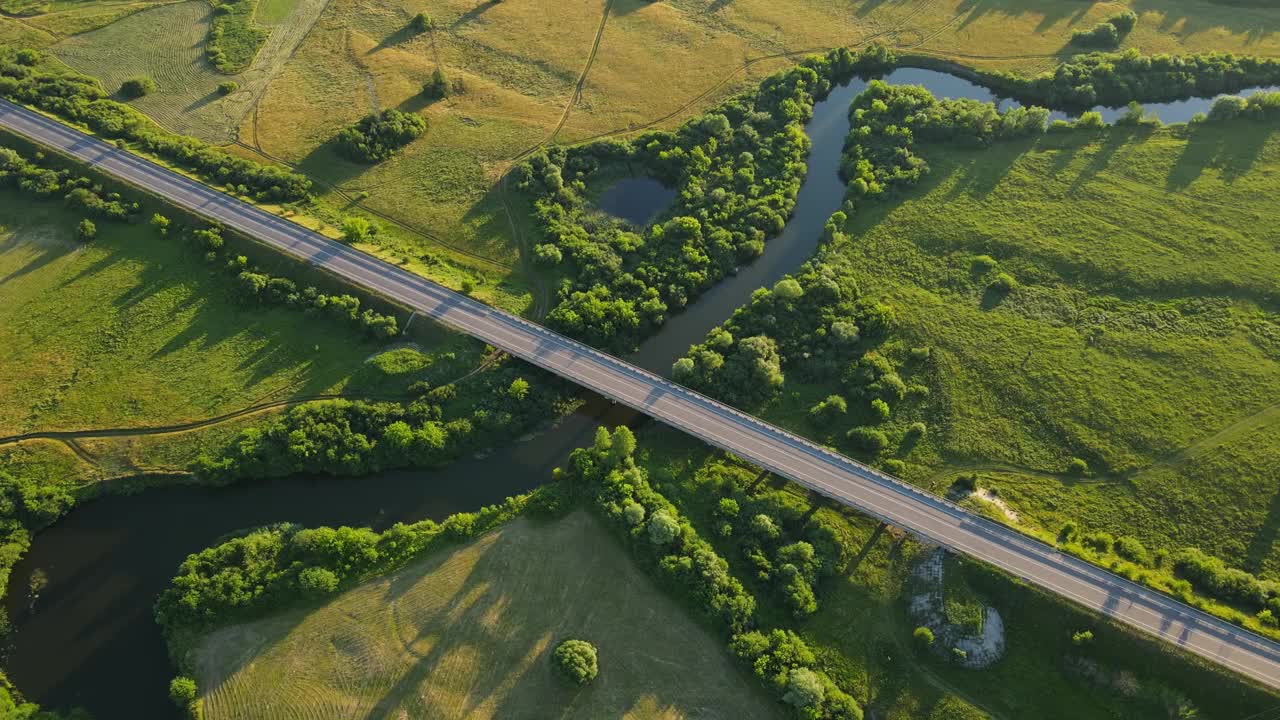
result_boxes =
[596,176,677,226]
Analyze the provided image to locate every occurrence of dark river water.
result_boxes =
[7,67,1274,718]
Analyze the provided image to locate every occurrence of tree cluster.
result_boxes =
[154,491,539,631]
[730,630,863,719]
[515,45,896,352]
[0,146,136,221]
[206,0,269,74]
[192,368,555,483]
[335,109,428,163]
[1171,547,1278,611]
[564,426,863,719]
[840,81,1050,198]
[1204,91,1280,122]
[0,48,310,200]
[981,49,1280,109]
[1069,11,1138,49]
[172,224,399,340]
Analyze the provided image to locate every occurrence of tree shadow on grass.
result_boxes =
[295,138,378,192]
[450,0,502,31]
[1130,0,1280,45]
[1065,125,1150,195]
[370,25,421,54]
[953,0,1095,33]
[1244,488,1280,574]
[1167,121,1276,192]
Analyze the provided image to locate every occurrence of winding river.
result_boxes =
[5,68,1271,719]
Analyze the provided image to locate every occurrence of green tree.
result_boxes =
[782,667,824,709]
[76,219,96,242]
[342,215,374,243]
[648,510,679,545]
[120,76,156,98]
[508,377,530,400]
[169,676,198,707]
[410,12,431,31]
[913,625,935,649]
[298,566,339,596]
[552,639,599,685]
[150,213,171,235]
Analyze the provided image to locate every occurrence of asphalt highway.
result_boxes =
[3,98,1279,690]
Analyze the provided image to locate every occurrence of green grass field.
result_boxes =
[0,183,482,438]
[638,426,1276,720]
[762,120,1280,582]
[192,511,780,720]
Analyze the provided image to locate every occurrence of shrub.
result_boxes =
[335,109,428,163]
[810,395,848,422]
[883,458,906,475]
[298,566,339,596]
[76,219,97,242]
[953,473,978,493]
[533,243,562,266]
[913,625,935,648]
[1071,629,1094,646]
[647,510,679,545]
[716,497,740,519]
[169,676,197,706]
[869,398,891,422]
[1081,531,1114,554]
[423,68,450,100]
[906,421,927,439]
[14,49,39,66]
[1113,536,1150,566]
[150,214,170,234]
[1172,548,1270,609]
[1071,11,1138,49]
[217,81,239,95]
[847,427,888,452]
[1058,521,1079,543]
[410,12,431,31]
[989,272,1018,293]
[1067,457,1089,475]
[341,215,375,243]
[782,667,824,709]
[552,639,599,685]
[120,76,156,99]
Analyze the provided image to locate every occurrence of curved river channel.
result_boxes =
[5,69,1272,718]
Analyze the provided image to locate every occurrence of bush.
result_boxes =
[906,421,927,439]
[410,12,431,31]
[869,398,891,422]
[647,510,680,545]
[423,68,450,100]
[120,76,156,99]
[1067,457,1090,475]
[335,109,428,163]
[989,272,1018,293]
[1172,548,1270,609]
[1071,629,1094,646]
[1070,11,1138,49]
[552,639,599,685]
[169,676,197,707]
[217,81,239,95]
[782,667,824,709]
[913,625,935,648]
[1114,536,1150,565]
[810,394,848,422]
[298,566,339,596]
[76,219,97,242]
[847,426,888,452]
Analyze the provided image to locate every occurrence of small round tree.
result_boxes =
[120,76,156,99]
[913,626,935,650]
[169,676,197,707]
[76,219,97,243]
[552,639,598,686]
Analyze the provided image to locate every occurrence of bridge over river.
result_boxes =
[3,98,1278,690]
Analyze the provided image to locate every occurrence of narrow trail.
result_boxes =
[545,0,616,146]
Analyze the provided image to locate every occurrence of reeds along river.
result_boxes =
[6,67,1273,719]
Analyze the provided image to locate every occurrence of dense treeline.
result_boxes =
[840,81,1051,196]
[982,49,1280,109]
[206,0,269,74]
[565,427,863,719]
[0,681,87,720]
[335,109,428,163]
[0,145,137,221]
[157,221,401,339]
[192,368,558,482]
[1057,524,1280,634]
[155,490,548,631]
[516,45,896,352]
[0,48,310,200]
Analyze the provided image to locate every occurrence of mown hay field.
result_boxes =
[193,511,779,720]
[52,0,329,143]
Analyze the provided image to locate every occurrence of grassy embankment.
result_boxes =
[639,426,1279,720]
[190,511,780,719]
